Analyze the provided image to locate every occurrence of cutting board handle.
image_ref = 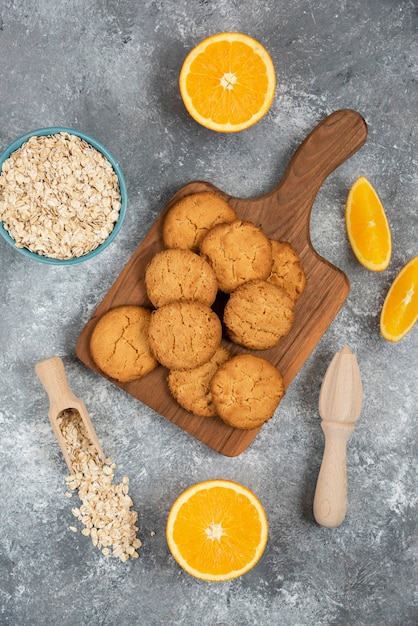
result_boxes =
[265,109,368,243]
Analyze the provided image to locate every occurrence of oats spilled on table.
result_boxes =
[58,408,141,562]
[0,132,121,259]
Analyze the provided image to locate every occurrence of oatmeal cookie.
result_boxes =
[148,301,222,370]
[168,346,231,417]
[210,354,285,429]
[267,240,307,300]
[200,220,273,293]
[223,279,295,350]
[90,306,157,383]
[145,248,218,308]
[163,191,237,251]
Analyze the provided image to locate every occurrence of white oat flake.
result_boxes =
[59,408,142,562]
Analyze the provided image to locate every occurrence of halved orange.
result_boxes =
[166,479,268,581]
[380,255,418,342]
[179,32,276,132]
[345,176,392,271]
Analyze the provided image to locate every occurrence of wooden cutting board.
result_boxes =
[76,109,367,456]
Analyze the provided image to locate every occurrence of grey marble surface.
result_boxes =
[1,1,417,625]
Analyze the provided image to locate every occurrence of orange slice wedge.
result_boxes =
[380,255,418,342]
[345,176,392,271]
[179,32,276,132]
[166,479,268,581]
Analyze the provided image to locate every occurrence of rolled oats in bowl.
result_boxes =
[0,128,127,264]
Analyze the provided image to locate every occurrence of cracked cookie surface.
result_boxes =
[168,345,231,417]
[210,354,285,429]
[148,301,222,370]
[90,305,157,383]
[163,191,237,251]
[199,219,273,293]
[145,248,218,308]
[224,279,295,350]
[267,240,307,301]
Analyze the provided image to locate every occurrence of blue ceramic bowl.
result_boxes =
[0,127,127,265]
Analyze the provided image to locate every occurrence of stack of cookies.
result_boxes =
[89,191,306,430]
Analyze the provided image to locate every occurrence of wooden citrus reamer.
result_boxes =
[35,356,105,473]
[313,345,362,528]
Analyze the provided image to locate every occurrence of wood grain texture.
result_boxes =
[76,109,368,456]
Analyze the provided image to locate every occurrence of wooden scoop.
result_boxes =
[35,356,105,473]
[313,345,362,528]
